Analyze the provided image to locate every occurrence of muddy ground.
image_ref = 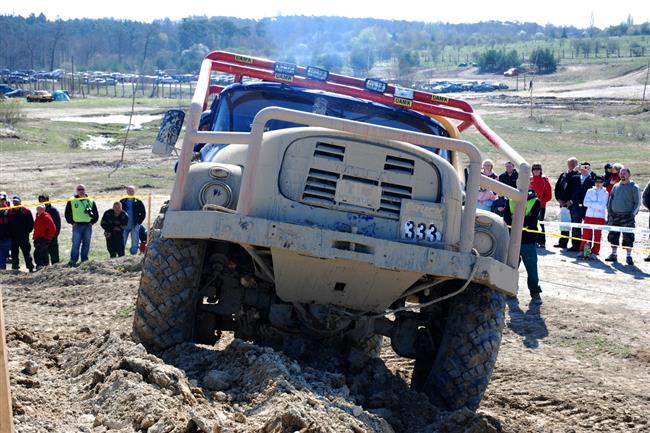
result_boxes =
[2,247,649,433]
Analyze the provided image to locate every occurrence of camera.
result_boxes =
[84,206,93,216]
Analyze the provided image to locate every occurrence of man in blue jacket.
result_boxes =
[120,185,146,256]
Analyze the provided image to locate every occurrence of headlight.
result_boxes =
[473,227,496,257]
[200,182,232,208]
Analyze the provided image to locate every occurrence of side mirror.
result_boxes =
[153,109,185,155]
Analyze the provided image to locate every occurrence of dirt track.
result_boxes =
[2,247,649,432]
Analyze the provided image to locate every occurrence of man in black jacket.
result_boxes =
[0,193,12,269]
[553,157,580,249]
[8,195,35,272]
[504,189,542,303]
[493,161,519,216]
[498,161,519,188]
[101,201,129,258]
[568,162,597,252]
[120,185,146,256]
[38,194,61,264]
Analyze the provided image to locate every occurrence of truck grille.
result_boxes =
[301,170,413,219]
[314,142,345,161]
[302,168,337,204]
[281,135,439,220]
[379,183,413,217]
[384,155,415,174]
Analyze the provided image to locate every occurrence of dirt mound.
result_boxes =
[3,257,501,433]
[50,331,497,433]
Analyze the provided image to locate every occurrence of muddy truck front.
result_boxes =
[135,52,530,411]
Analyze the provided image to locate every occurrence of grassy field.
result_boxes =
[432,35,650,68]
[463,103,650,186]
[1,96,189,152]
[1,97,182,264]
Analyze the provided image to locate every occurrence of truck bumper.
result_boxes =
[162,210,519,301]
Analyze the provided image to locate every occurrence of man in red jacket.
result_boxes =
[33,204,56,270]
[529,163,552,248]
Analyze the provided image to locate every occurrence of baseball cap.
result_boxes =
[0,191,7,200]
[12,195,21,202]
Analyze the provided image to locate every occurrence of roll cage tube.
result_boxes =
[169,53,530,268]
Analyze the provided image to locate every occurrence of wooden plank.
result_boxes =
[0,289,15,433]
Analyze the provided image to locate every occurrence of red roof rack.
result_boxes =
[202,51,517,154]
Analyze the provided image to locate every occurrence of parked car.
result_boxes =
[0,84,14,94]
[503,68,520,77]
[26,90,54,103]
[5,88,30,98]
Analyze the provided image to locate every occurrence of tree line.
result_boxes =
[1,13,649,76]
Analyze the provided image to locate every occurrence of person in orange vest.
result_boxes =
[33,204,56,270]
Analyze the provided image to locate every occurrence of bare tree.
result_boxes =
[49,19,65,71]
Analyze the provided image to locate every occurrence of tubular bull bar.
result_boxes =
[162,211,519,297]
[168,52,530,273]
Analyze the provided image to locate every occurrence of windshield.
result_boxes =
[202,84,450,161]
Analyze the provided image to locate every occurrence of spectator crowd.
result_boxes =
[482,158,650,265]
[1,164,649,287]
[0,185,147,272]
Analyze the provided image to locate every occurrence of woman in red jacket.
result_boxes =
[33,204,56,270]
[529,162,552,248]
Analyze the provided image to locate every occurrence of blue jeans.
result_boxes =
[520,242,541,296]
[123,224,140,255]
[0,238,11,269]
[70,224,92,264]
[569,205,586,249]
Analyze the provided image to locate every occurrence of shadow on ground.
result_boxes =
[506,297,548,349]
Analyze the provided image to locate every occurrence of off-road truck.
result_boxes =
[134,52,530,411]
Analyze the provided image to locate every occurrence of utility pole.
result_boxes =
[1,290,15,433]
[529,79,534,118]
[71,56,75,97]
[642,58,650,107]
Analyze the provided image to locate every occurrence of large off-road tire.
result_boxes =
[411,283,506,411]
[354,334,383,358]
[132,225,207,352]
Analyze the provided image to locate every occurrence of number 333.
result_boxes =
[404,221,442,242]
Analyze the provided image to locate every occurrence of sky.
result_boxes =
[1,0,649,28]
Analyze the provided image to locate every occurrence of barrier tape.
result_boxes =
[520,225,650,255]
[542,220,650,236]
[0,194,169,211]
[2,195,649,253]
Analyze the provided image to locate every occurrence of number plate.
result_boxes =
[335,178,382,210]
[399,199,445,244]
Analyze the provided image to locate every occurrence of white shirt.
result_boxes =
[584,187,608,219]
